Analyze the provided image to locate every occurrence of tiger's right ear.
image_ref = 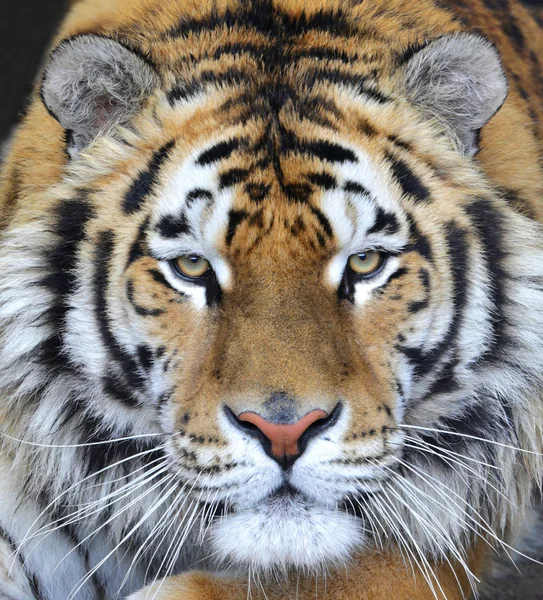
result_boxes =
[397,33,508,157]
[41,35,159,157]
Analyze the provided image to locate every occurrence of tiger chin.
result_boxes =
[1,0,543,599]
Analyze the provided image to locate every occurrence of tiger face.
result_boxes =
[4,1,543,580]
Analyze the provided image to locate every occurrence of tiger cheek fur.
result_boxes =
[0,0,542,599]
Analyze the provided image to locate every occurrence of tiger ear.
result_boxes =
[398,33,508,156]
[41,35,159,157]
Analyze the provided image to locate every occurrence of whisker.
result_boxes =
[53,470,175,579]
[384,480,475,600]
[398,425,543,456]
[144,472,204,595]
[402,440,514,510]
[392,456,543,567]
[377,481,447,600]
[116,478,181,596]
[22,459,169,552]
[11,444,165,572]
[65,471,177,600]
[402,435,502,471]
[0,431,163,449]
[369,487,420,584]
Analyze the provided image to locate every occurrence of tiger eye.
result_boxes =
[348,251,383,276]
[174,255,211,278]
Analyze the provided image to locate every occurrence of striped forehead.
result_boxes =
[147,136,409,276]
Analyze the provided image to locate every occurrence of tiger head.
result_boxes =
[3,1,543,577]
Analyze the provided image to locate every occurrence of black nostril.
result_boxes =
[298,402,343,453]
[225,408,259,433]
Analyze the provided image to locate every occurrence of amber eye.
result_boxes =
[173,255,211,279]
[348,251,384,277]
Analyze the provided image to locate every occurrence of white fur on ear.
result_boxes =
[41,35,159,156]
[400,33,508,156]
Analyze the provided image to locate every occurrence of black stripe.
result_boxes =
[186,188,213,206]
[210,42,265,60]
[196,138,241,165]
[29,575,46,600]
[137,345,154,370]
[168,68,252,104]
[219,168,251,189]
[465,199,509,362]
[395,40,431,68]
[39,197,95,373]
[407,268,430,313]
[123,140,175,214]
[126,279,165,317]
[245,182,270,203]
[284,183,312,203]
[282,132,357,163]
[225,209,249,246]
[127,217,150,267]
[148,268,170,288]
[358,118,378,137]
[386,267,409,285]
[398,222,468,377]
[289,47,357,64]
[76,412,164,476]
[386,152,430,203]
[156,213,191,238]
[367,206,400,235]
[0,526,45,600]
[309,205,333,238]
[102,372,140,408]
[94,230,145,390]
[307,172,337,190]
[168,3,356,39]
[406,215,433,260]
[344,181,370,196]
[301,67,390,104]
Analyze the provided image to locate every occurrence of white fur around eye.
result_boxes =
[352,256,400,305]
[158,262,208,310]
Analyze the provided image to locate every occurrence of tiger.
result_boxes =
[0,0,542,599]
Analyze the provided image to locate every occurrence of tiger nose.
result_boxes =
[225,403,342,468]
[237,410,328,458]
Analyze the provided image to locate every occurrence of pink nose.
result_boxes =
[237,410,328,458]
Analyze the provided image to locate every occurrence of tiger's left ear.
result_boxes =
[398,33,508,156]
[41,35,159,157]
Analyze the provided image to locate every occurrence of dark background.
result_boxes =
[1,0,542,142]
[0,0,68,142]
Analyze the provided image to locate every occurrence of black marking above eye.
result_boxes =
[406,215,433,261]
[367,206,400,235]
[386,152,430,203]
[309,205,333,238]
[343,181,370,196]
[156,213,191,238]
[123,140,175,214]
[219,168,251,189]
[186,188,213,206]
[196,138,241,165]
[127,217,150,268]
[307,172,337,190]
[225,209,249,246]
